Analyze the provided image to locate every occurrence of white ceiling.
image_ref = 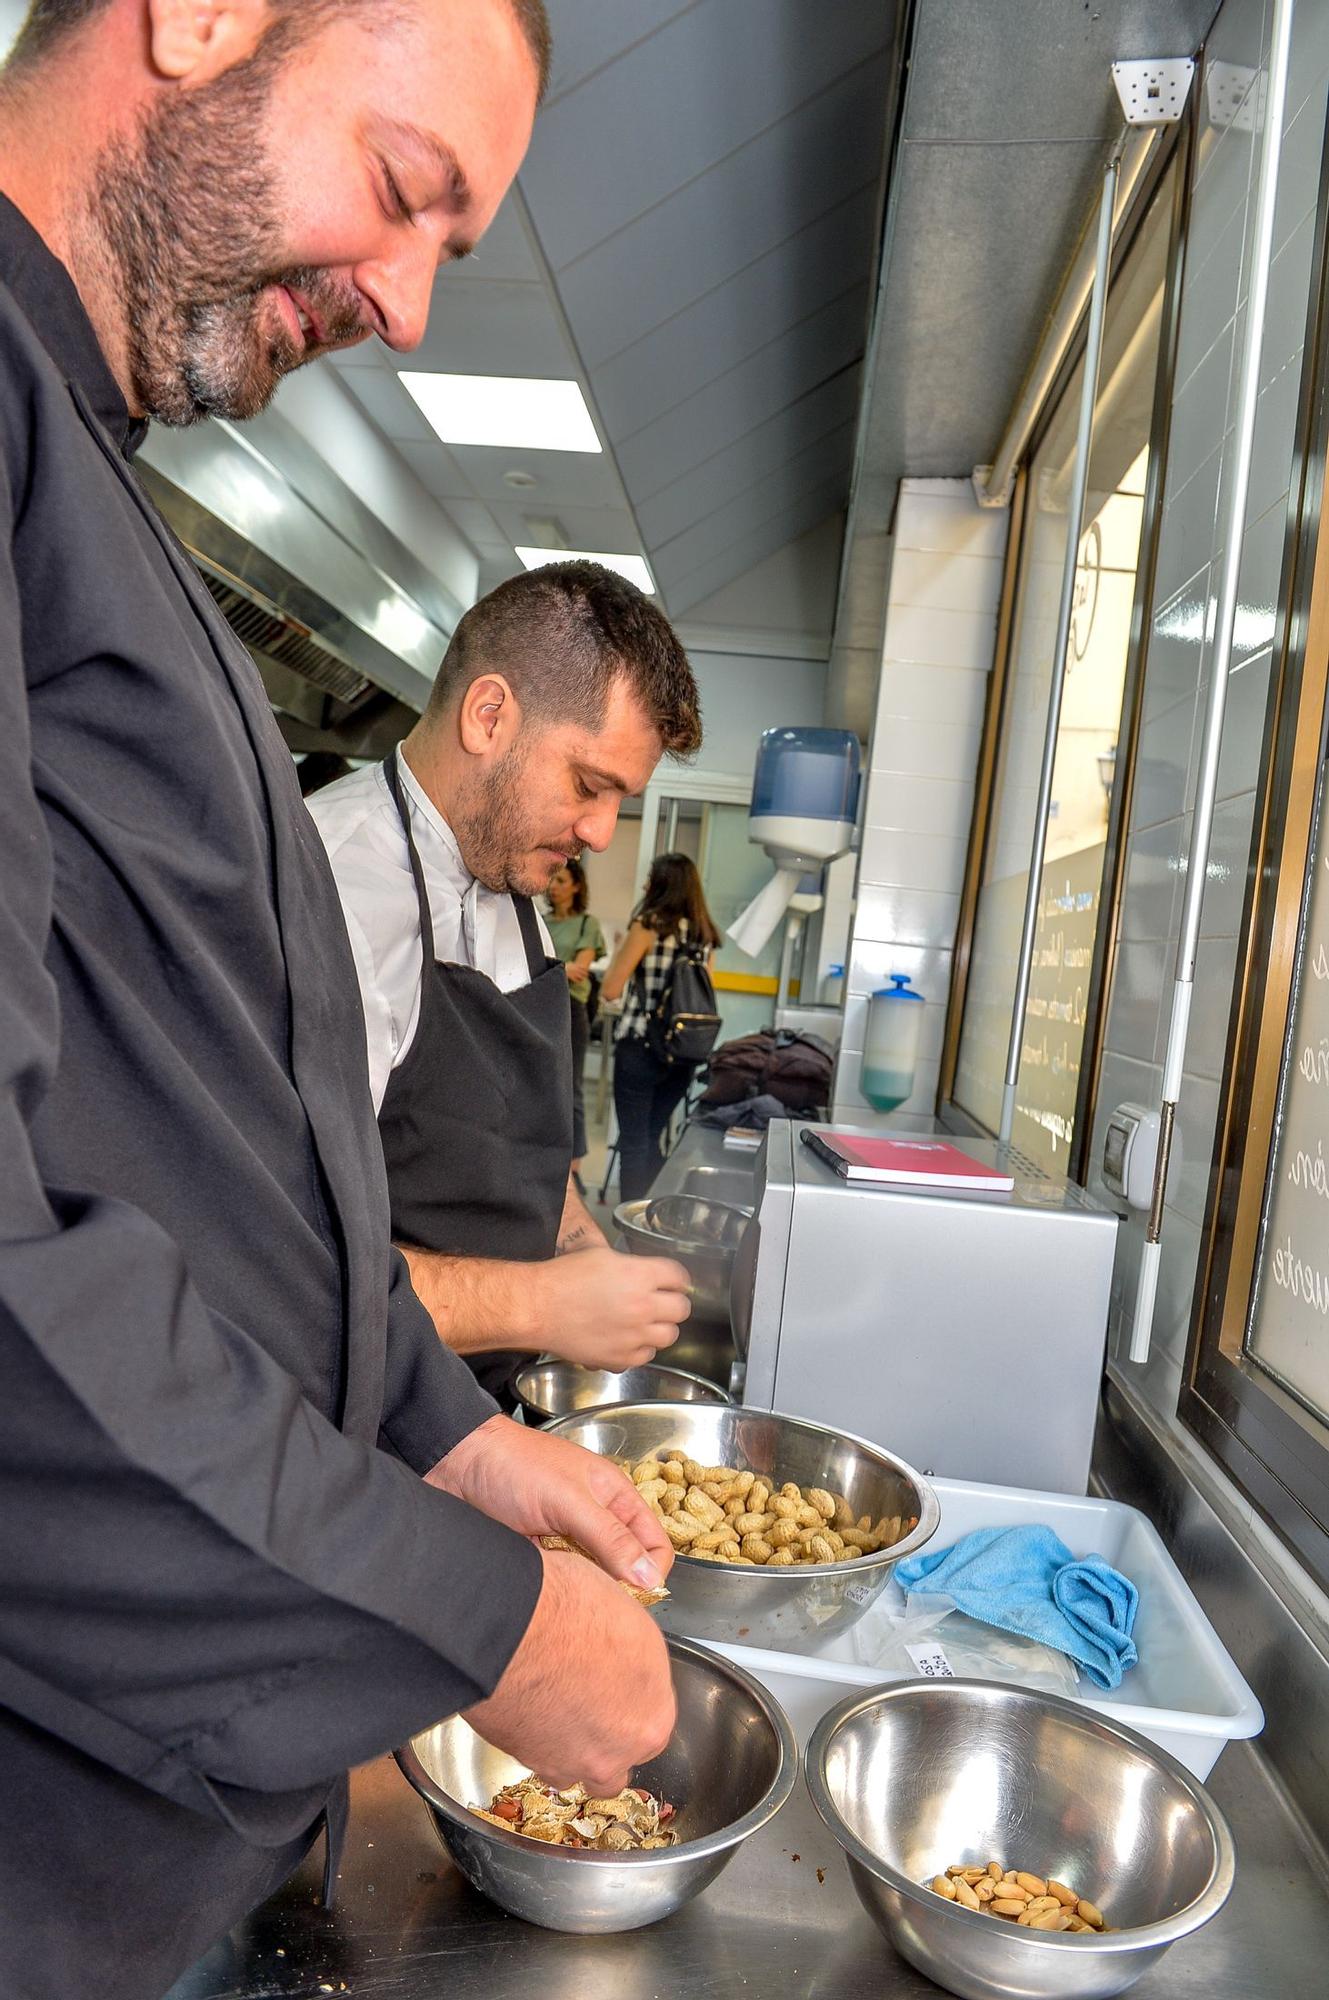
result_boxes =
[331,0,901,632]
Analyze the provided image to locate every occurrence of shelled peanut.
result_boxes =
[928,1862,1112,1933]
[625,1448,914,1568]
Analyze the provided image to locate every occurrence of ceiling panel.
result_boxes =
[527,0,894,269]
[635,371,862,546]
[443,192,546,282]
[542,0,697,105]
[421,494,512,557]
[332,366,438,446]
[545,54,892,368]
[614,282,871,498]
[666,474,851,614]
[395,439,481,502]
[441,441,627,507]
[656,462,848,595]
[317,3,900,647]
[590,182,879,436]
[485,499,645,551]
[401,277,575,377]
[652,424,861,581]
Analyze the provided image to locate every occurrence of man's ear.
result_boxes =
[457,674,522,757]
[146,0,269,84]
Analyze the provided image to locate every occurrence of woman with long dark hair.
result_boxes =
[602,852,722,1203]
[544,857,605,1182]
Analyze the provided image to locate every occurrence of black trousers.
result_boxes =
[614,1033,693,1204]
[569,995,590,1161]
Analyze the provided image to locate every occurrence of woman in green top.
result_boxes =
[546,858,607,1179]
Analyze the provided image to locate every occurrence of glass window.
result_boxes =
[1246,760,1329,1426]
[1184,517,1329,1593]
[952,172,1174,1170]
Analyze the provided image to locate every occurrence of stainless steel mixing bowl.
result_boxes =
[806,1680,1236,2000]
[396,1636,797,1934]
[542,1401,940,1653]
[614,1194,750,1323]
[513,1358,731,1425]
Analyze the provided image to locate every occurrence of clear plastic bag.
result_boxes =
[843,1583,1080,1696]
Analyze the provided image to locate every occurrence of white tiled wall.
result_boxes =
[834,479,1007,1118]
[1089,0,1329,1446]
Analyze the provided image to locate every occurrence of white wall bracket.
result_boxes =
[971,463,1012,510]
[1112,59,1195,127]
[1207,61,1265,134]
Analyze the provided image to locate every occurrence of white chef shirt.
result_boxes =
[308,757,553,1115]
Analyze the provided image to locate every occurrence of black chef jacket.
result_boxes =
[0,194,542,1999]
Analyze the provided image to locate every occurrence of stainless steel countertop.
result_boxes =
[168,1736,1329,1999]
[653,1118,760,1196]
[167,1122,1327,1995]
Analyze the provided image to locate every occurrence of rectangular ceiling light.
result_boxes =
[398,372,601,453]
[514,546,656,595]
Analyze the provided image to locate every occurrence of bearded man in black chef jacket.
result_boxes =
[0,5,675,1996]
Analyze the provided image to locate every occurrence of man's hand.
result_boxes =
[540,1246,691,1370]
[463,1546,675,1794]
[428,1414,674,1595]
[399,1192,689,1363]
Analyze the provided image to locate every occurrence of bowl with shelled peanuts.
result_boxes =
[806,1679,1235,2000]
[542,1401,940,1654]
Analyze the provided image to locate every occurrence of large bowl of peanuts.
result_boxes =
[543,1402,940,1653]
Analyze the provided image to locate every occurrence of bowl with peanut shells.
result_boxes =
[806,1679,1235,2000]
[397,1636,797,1934]
[542,1402,940,1653]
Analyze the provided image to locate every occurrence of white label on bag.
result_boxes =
[905,1642,956,1678]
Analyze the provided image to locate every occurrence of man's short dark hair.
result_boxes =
[5,0,551,97]
[424,561,703,758]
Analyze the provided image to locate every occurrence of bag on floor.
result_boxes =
[645,941,722,1066]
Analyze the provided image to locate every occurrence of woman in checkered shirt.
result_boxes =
[602,853,722,1202]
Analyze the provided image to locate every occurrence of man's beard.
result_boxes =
[88,30,365,425]
[453,745,565,897]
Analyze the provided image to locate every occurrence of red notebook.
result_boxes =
[801,1129,1015,1191]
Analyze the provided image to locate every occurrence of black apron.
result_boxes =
[376,752,573,1406]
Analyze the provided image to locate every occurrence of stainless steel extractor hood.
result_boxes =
[136,401,470,753]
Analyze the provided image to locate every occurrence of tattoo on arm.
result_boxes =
[556,1172,607,1255]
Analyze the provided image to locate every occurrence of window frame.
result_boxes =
[939,122,1192,1180]
[1180,96,1329,1591]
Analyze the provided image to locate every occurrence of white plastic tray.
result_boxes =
[707,1474,1263,1781]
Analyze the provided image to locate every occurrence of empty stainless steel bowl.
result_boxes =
[397,1636,797,1934]
[542,1401,939,1654]
[513,1358,731,1425]
[614,1193,751,1323]
[806,1679,1236,2000]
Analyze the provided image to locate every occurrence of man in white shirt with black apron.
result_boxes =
[312,561,699,1404]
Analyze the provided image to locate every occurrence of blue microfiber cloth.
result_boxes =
[895,1525,1139,1691]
